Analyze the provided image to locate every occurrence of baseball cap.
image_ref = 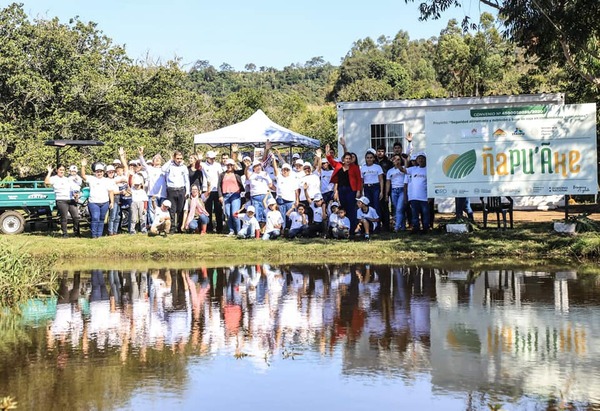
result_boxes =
[292,153,301,159]
[242,156,252,162]
[416,151,426,158]
[252,160,262,167]
[246,205,256,213]
[294,159,304,166]
[356,196,370,205]
[366,148,376,155]
[206,150,217,158]
[313,193,323,201]
[267,197,277,206]
[162,200,171,208]
[112,159,122,165]
[225,159,235,165]
[331,201,340,207]
[105,165,116,172]
[321,158,328,163]
[94,164,105,172]
[281,163,292,170]
[303,161,312,169]
[69,165,78,172]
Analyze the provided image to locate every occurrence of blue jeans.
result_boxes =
[390,187,406,230]
[338,185,358,232]
[251,194,267,223]
[223,192,241,234]
[237,223,255,239]
[188,214,209,231]
[363,184,381,217]
[88,202,109,238]
[277,197,294,229]
[262,229,281,240]
[410,200,430,232]
[108,201,121,234]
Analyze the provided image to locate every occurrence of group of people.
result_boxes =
[44,138,432,239]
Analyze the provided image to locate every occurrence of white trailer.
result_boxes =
[337,94,567,211]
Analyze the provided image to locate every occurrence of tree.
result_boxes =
[404,0,600,88]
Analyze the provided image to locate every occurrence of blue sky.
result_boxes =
[19,0,492,70]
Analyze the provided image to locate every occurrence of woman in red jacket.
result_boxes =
[325,143,363,233]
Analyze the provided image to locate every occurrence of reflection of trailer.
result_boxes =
[0,180,56,234]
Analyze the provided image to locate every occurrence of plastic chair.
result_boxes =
[480,196,514,229]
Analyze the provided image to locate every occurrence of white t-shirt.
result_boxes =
[131,174,148,202]
[320,168,334,193]
[404,166,427,201]
[152,206,170,228]
[310,202,325,223]
[240,213,260,233]
[361,163,383,185]
[297,172,321,202]
[357,206,380,230]
[49,175,73,200]
[276,174,298,202]
[386,167,406,189]
[202,161,222,192]
[265,210,283,233]
[329,214,350,229]
[288,211,306,229]
[248,171,272,196]
[86,175,113,204]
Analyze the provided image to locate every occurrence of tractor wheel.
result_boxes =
[0,210,26,234]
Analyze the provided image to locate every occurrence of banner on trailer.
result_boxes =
[425,103,598,198]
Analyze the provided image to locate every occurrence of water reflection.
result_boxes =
[2,265,600,410]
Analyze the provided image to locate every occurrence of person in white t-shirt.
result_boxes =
[263,198,283,240]
[404,152,429,234]
[355,196,380,240]
[81,159,114,238]
[149,199,171,236]
[386,153,408,232]
[330,207,350,239]
[360,149,384,220]
[45,164,80,237]
[129,172,148,234]
[236,205,261,239]
[286,203,308,239]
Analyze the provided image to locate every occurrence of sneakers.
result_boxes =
[227,230,235,237]
[364,234,370,241]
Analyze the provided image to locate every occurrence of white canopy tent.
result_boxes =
[193,109,320,148]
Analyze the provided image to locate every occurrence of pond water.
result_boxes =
[1,264,600,411]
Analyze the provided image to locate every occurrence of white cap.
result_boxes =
[242,156,251,162]
[321,158,328,163]
[69,165,78,172]
[366,148,376,155]
[294,159,304,166]
[246,205,256,213]
[267,198,277,206]
[331,201,339,207]
[356,196,370,205]
[225,159,235,165]
[105,165,116,172]
[303,161,312,168]
[94,164,105,171]
[313,192,323,201]
[206,150,217,158]
[416,151,426,158]
[162,200,171,208]
[281,163,292,170]
[252,160,262,167]
[113,159,122,164]
[292,153,301,159]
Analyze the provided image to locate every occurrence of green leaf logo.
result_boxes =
[442,149,476,179]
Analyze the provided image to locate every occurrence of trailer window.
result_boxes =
[370,123,404,156]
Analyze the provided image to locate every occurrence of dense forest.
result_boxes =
[0,3,597,178]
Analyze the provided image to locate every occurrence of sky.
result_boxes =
[17,0,492,70]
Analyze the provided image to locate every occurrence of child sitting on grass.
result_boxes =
[330,207,351,239]
[355,196,380,240]
[235,205,261,239]
[263,198,283,240]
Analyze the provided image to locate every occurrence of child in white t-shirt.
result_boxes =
[355,196,380,240]
[263,198,283,240]
[236,205,261,239]
[129,172,148,234]
[330,207,350,239]
[286,203,308,239]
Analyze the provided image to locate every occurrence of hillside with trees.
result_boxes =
[0,3,595,178]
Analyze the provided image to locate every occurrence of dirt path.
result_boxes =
[438,209,600,224]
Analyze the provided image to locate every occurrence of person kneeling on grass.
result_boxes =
[355,196,379,240]
[235,205,261,239]
[149,199,171,237]
[330,207,351,239]
[263,198,283,240]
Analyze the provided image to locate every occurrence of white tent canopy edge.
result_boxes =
[193,109,320,149]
